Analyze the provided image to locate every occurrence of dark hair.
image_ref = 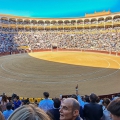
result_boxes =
[89,93,97,103]
[107,98,120,117]
[53,98,61,108]
[14,96,19,100]
[2,95,8,102]
[103,98,111,106]
[6,103,12,110]
[22,100,27,105]
[117,94,120,97]
[96,96,100,103]
[84,95,90,103]
[43,92,49,98]
[71,94,78,100]
[12,93,17,99]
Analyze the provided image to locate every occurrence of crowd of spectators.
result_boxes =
[0,86,120,120]
[0,27,120,53]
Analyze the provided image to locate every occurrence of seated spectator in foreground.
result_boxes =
[107,98,120,120]
[59,98,82,120]
[3,103,13,120]
[102,98,112,120]
[84,93,103,120]
[47,98,61,120]
[8,104,51,120]
[13,96,21,110]
[38,92,53,112]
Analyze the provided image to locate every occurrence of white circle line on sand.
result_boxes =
[76,57,120,82]
[0,59,118,84]
[0,54,110,80]
[0,53,119,84]
[0,59,28,77]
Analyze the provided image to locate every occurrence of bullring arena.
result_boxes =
[0,10,120,98]
[0,51,120,98]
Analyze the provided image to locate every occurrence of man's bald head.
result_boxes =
[65,98,80,111]
[59,98,80,120]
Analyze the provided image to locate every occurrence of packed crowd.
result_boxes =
[0,85,120,120]
[0,27,120,53]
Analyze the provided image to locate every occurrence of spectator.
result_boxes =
[76,85,89,109]
[38,92,53,112]
[11,93,17,101]
[0,27,120,52]
[107,98,120,120]
[111,95,115,101]
[34,100,38,106]
[47,98,61,120]
[21,99,27,106]
[84,93,103,120]
[112,94,120,100]
[102,98,112,120]
[3,103,13,120]
[59,98,82,120]
[13,96,21,110]
[8,104,51,120]
[0,95,9,112]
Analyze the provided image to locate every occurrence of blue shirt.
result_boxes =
[14,100,21,110]
[3,110,13,120]
[102,106,112,120]
[77,95,89,108]
[38,99,53,112]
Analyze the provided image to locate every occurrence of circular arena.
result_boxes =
[0,51,120,98]
[1,2,120,120]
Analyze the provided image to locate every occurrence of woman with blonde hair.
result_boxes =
[8,104,51,120]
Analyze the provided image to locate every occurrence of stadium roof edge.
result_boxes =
[0,11,120,20]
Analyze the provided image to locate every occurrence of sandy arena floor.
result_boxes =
[0,51,120,98]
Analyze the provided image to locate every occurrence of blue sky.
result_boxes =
[0,0,120,18]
